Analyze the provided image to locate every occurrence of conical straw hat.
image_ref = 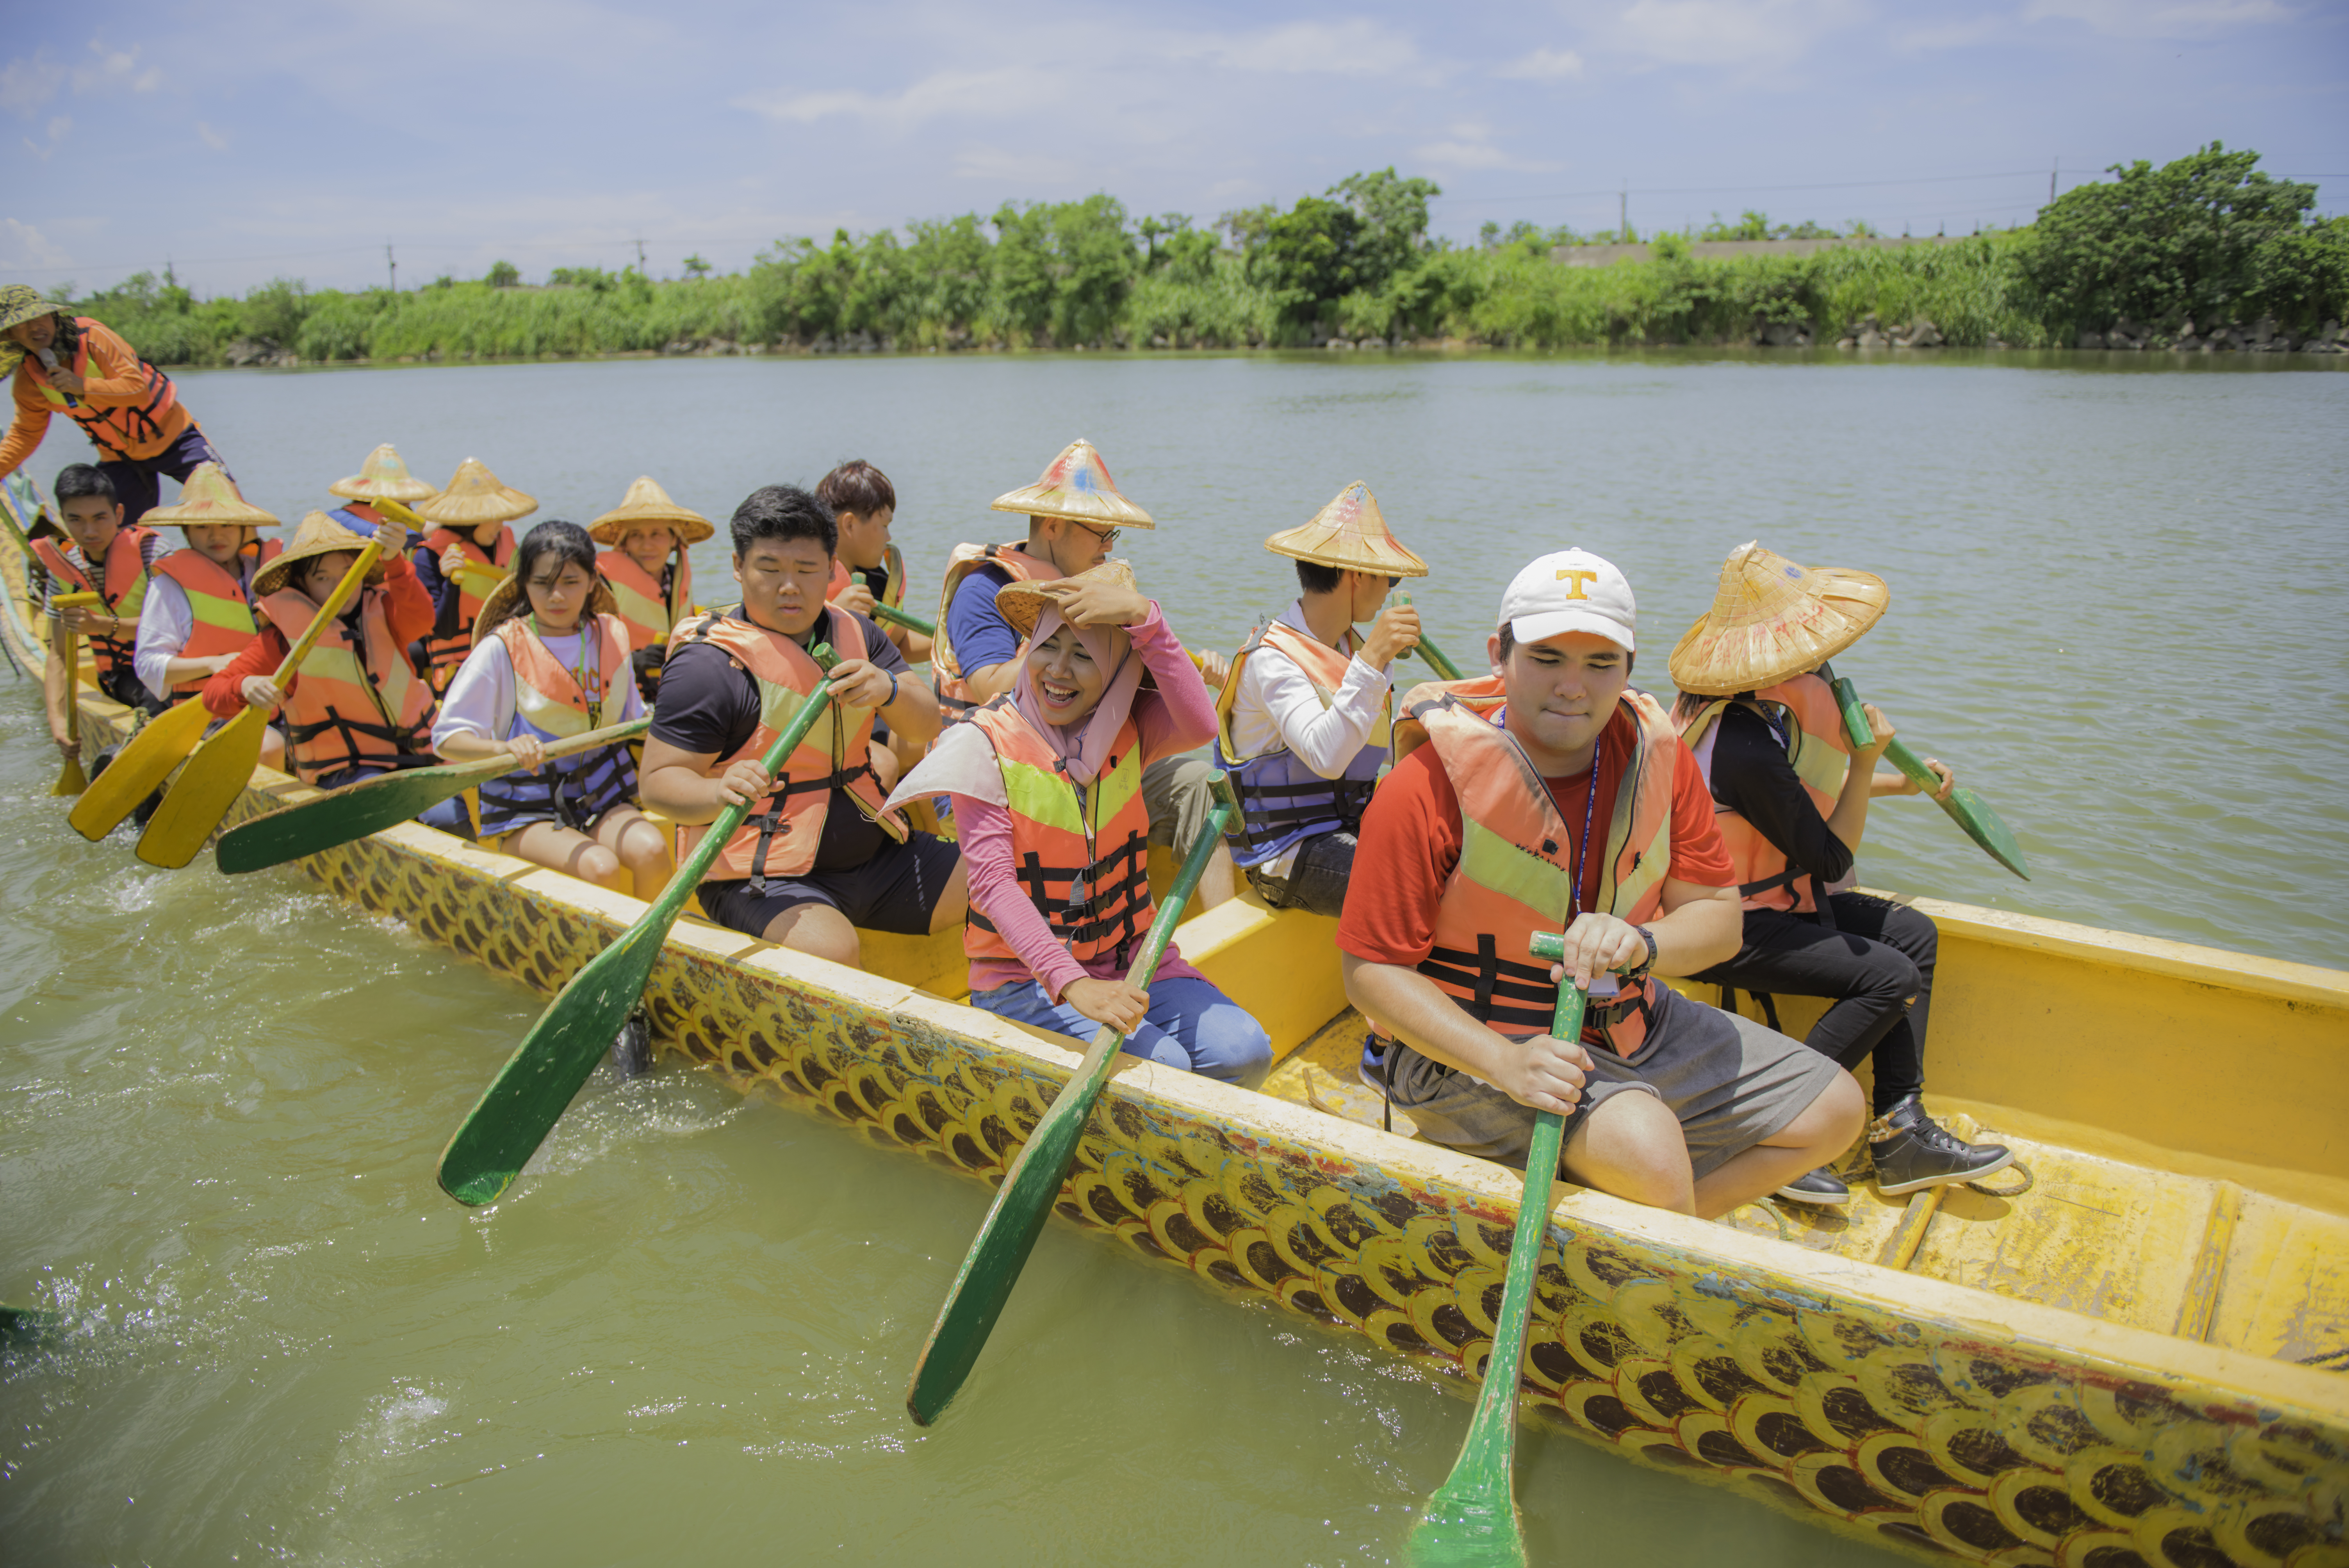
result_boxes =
[254,509,389,598]
[473,571,620,645]
[1667,541,1889,696]
[989,439,1154,530]
[994,559,1139,641]
[328,443,441,503]
[415,457,537,527]
[1264,481,1427,578]
[588,475,714,546]
[142,463,279,529]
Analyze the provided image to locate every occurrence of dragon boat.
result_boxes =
[5,472,2345,1568]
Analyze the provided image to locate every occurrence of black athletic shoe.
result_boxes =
[1775,1167,1852,1206]
[611,1010,652,1080]
[1869,1096,2014,1195]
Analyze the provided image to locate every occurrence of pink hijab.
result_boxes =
[1012,606,1146,786]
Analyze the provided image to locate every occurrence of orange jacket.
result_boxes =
[151,542,281,693]
[930,541,1057,720]
[33,525,157,683]
[961,695,1154,973]
[597,547,692,653]
[416,524,516,690]
[1676,672,1854,915]
[1,319,194,473]
[664,608,905,886]
[257,582,437,784]
[1392,676,1677,1060]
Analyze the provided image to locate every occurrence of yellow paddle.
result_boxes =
[134,504,408,869]
[47,591,100,796]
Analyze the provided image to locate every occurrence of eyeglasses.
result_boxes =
[1071,520,1120,548]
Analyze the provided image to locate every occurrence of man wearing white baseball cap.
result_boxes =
[1337,548,1864,1219]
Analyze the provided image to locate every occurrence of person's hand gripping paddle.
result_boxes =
[436,647,844,1207]
[1408,936,1588,1568]
[905,774,1238,1427]
[851,571,935,637]
[45,590,100,796]
[1826,667,2028,880]
[132,500,424,869]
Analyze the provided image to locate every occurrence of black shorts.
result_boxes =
[700,831,959,940]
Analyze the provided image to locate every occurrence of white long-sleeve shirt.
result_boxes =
[431,625,644,753]
[1221,599,1395,875]
[131,554,265,702]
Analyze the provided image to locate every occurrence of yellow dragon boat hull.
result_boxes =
[6,489,2345,1568]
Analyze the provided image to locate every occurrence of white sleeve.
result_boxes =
[132,576,194,702]
[431,636,517,754]
[1254,649,1393,779]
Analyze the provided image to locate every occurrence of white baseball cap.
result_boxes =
[1499,549,1637,651]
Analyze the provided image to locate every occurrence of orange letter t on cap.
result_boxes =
[1555,568,1599,599]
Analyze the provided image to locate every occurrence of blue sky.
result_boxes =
[5,0,2344,298]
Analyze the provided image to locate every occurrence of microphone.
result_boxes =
[35,348,79,407]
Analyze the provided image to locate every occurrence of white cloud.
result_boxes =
[0,53,64,118]
[1411,123,1559,173]
[1497,46,1587,79]
[735,67,1030,127]
[951,145,1092,185]
[74,40,162,94]
[1192,19,1419,75]
[2021,0,2295,36]
[1606,0,1868,68]
[22,113,68,160]
[197,120,230,151]
[0,218,72,271]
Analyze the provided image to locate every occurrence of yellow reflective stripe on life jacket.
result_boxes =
[1456,815,1572,921]
[513,679,595,739]
[604,574,668,636]
[998,747,1144,842]
[1785,717,1849,800]
[297,641,370,691]
[185,585,255,634]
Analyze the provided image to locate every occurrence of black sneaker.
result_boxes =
[610,1010,652,1080]
[1869,1096,2013,1195]
[1775,1167,1852,1206]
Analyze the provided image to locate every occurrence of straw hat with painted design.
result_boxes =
[588,475,714,546]
[253,508,394,597]
[994,559,1140,641]
[1264,481,1427,578]
[329,443,440,504]
[141,463,279,531]
[1667,540,1890,697]
[414,457,537,527]
[990,438,1154,531]
[472,569,619,645]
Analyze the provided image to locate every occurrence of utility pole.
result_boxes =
[387,242,397,292]
[2050,159,2057,206]
[634,235,647,273]
[1619,182,1627,239]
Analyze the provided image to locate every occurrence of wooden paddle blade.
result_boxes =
[50,754,86,797]
[436,924,666,1206]
[135,707,266,868]
[66,696,213,840]
[905,1082,1094,1425]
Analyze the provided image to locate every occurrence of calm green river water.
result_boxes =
[4,350,2342,1565]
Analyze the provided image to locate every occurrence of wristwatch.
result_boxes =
[1624,925,1658,981]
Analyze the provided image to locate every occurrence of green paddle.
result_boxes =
[1827,670,2029,880]
[905,773,1238,1426]
[437,646,842,1207]
[1392,592,1465,681]
[851,571,935,637]
[217,717,652,874]
[1408,938,1587,1568]
[0,1303,58,1345]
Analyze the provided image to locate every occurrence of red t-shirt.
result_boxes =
[1336,703,1734,968]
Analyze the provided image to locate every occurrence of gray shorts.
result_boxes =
[1388,984,1841,1179]
[1141,753,1219,853]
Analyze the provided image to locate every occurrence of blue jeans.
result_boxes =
[971,976,1273,1090]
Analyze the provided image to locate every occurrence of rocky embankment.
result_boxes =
[1825,313,2349,353]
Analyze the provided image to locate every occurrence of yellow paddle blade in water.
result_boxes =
[66,696,212,840]
[135,706,267,868]
[50,753,87,797]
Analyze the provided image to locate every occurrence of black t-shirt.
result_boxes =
[652,605,911,876]
[1707,701,1856,886]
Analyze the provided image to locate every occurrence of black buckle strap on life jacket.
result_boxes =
[70,354,175,459]
[1719,984,1784,1034]
[1226,773,1377,850]
[283,710,428,778]
[1590,985,1651,1060]
[967,828,1151,956]
[1416,937,1559,1033]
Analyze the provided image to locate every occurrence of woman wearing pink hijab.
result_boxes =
[886,563,1273,1087]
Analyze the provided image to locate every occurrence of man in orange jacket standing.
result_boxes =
[0,287,232,526]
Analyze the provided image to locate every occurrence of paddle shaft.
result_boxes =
[1409,948,1588,1568]
[48,592,100,795]
[905,776,1237,1426]
[435,650,841,1206]
[1392,592,1464,682]
[850,572,935,636]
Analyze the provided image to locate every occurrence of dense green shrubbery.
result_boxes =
[62,148,2347,366]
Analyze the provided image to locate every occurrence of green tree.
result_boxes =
[1328,167,1441,293]
[244,276,310,343]
[486,260,520,288]
[682,254,712,279]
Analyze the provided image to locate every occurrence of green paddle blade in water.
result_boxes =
[1409,938,1587,1568]
[1830,674,2030,880]
[905,777,1235,1427]
[436,652,836,1207]
[217,718,650,874]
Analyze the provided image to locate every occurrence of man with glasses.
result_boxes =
[930,438,1237,908]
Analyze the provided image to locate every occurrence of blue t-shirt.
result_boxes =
[945,564,1022,674]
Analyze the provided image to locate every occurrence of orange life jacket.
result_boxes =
[826,542,907,612]
[34,525,157,683]
[1675,672,1854,916]
[260,584,437,785]
[475,614,638,836]
[151,542,280,693]
[1213,616,1389,867]
[663,608,906,887]
[962,695,1154,972]
[930,541,1058,721]
[597,547,692,652]
[1392,676,1677,1060]
[417,525,516,690]
[31,321,185,460]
